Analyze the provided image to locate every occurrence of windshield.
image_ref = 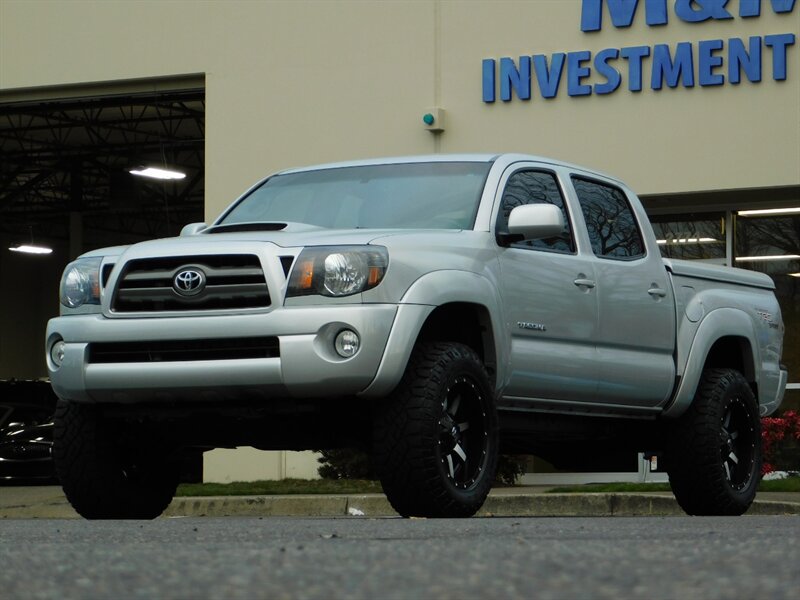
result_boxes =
[218,162,491,230]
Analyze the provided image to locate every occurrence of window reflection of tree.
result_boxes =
[736,216,799,300]
[572,178,644,259]
[737,216,800,262]
[499,171,573,253]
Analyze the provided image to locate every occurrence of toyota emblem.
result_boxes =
[173,268,206,296]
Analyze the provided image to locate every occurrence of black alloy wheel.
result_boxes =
[437,375,491,490]
[720,397,757,491]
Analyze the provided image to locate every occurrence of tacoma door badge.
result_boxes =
[517,321,546,332]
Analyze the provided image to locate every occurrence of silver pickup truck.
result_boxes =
[46,154,787,519]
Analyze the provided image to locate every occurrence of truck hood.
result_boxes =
[84,223,466,259]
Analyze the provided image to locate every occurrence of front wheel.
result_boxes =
[666,368,761,516]
[373,342,499,518]
[53,400,179,519]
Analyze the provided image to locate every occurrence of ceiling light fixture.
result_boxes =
[9,244,53,255]
[656,237,719,245]
[9,226,53,255]
[737,207,800,217]
[129,167,186,180]
[735,254,800,262]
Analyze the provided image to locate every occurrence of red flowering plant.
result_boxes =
[761,410,800,475]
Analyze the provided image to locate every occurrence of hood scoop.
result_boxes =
[205,222,288,234]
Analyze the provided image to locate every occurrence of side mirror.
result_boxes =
[508,204,564,240]
[180,222,208,237]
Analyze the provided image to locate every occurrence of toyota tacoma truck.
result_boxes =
[46,154,788,519]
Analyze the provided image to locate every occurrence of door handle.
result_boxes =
[648,287,667,297]
[574,278,596,289]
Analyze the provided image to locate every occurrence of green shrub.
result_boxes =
[495,455,526,485]
[317,449,375,480]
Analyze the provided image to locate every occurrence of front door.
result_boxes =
[495,167,600,405]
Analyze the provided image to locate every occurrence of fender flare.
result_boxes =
[359,270,508,398]
[662,307,760,419]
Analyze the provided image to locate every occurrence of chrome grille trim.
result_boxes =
[111,254,270,312]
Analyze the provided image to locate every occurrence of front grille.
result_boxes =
[112,254,270,312]
[88,337,280,364]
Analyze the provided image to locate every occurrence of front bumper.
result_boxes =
[46,304,401,403]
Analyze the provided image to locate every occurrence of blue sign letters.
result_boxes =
[482,0,797,101]
[580,0,795,31]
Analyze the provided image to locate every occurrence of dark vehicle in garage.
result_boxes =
[0,422,56,484]
[0,380,57,484]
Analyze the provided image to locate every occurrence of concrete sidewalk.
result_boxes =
[1,486,799,519]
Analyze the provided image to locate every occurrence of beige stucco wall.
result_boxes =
[1,0,798,480]
[2,0,798,209]
[440,1,800,194]
[1,0,439,221]
[203,447,321,483]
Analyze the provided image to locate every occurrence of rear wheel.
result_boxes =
[667,368,761,516]
[53,400,179,519]
[373,342,499,518]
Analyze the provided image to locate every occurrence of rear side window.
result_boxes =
[497,170,574,253]
[571,177,645,260]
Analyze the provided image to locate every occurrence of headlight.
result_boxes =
[287,246,388,298]
[59,257,102,308]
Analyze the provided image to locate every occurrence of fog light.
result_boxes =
[334,330,360,358]
[50,340,66,367]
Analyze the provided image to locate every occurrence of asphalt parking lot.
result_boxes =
[1,516,798,599]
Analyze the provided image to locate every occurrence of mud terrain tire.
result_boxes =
[373,342,499,518]
[53,400,178,519]
[667,368,761,516]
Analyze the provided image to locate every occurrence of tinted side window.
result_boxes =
[497,170,574,253]
[571,177,645,260]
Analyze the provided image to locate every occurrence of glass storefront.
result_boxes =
[651,213,727,264]
[735,209,800,409]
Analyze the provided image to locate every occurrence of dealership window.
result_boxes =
[650,213,727,264]
[735,209,800,411]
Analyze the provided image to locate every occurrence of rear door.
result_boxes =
[569,175,676,408]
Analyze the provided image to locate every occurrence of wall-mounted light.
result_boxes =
[8,244,53,255]
[422,107,445,132]
[737,207,800,217]
[129,166,186,180]
[789,273,800,278]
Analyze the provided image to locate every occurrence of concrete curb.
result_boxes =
[3,491,799,519]
[164,493,800,519]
